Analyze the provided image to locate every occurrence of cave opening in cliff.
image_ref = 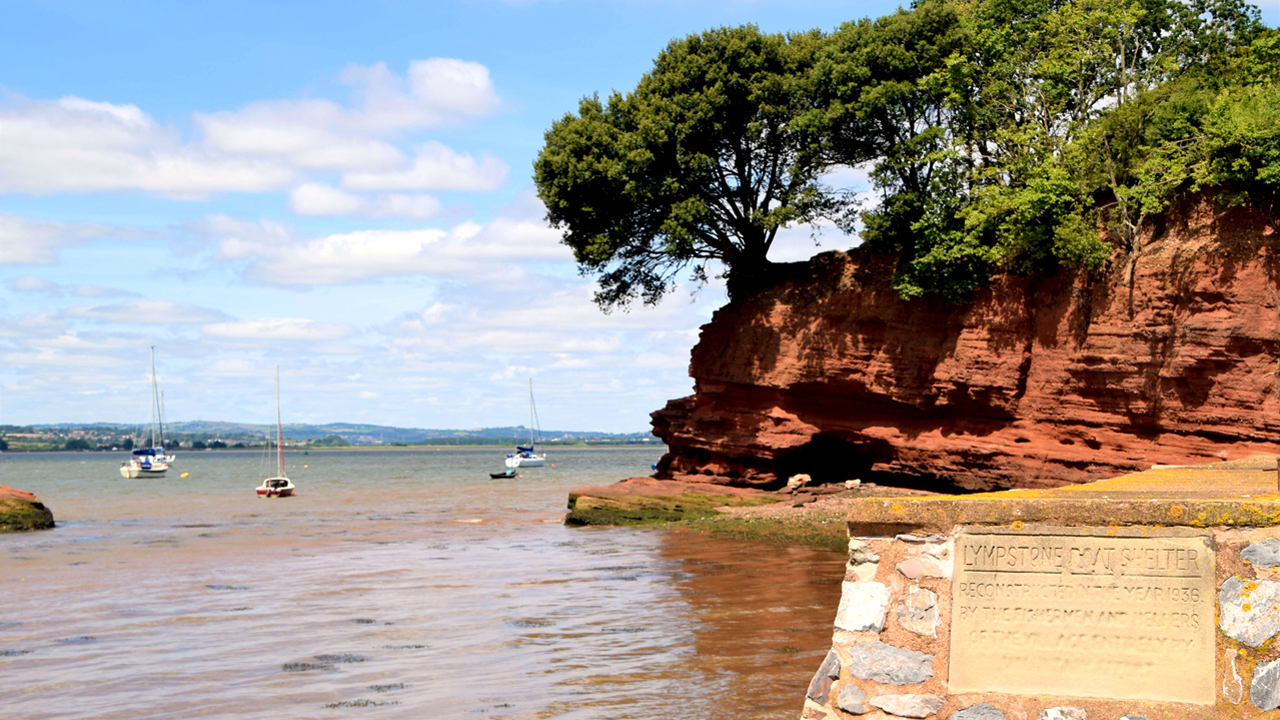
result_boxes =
[775,433,968,493]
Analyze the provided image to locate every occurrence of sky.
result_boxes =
[3,0,1278,433]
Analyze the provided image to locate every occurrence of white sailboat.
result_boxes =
[505,378,547,469]
[120,347,172,479]
[256,366,295,497]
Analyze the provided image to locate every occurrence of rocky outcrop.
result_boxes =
[565,476,774,526]
[653,196,1280,492]
[0,485,55,532]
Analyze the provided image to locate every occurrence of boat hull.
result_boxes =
[120,465,167,479]
[256,476,294,497]
[256,488,294,497]
[505,455,545,468]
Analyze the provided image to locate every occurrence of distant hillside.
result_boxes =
[17,421,656,446]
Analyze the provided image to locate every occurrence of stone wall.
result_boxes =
[803,525,1280,720]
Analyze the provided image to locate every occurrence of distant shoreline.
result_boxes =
[1,443,666,454]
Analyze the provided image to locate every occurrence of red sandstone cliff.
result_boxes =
[651,196,1280,492]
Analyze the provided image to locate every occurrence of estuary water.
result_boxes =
[0,447,845,719]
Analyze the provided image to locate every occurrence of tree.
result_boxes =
[817,0,981,300]
[822,0,1265,300]
[535,25,841,308]
[64,438,92,451]
[0,437,8,452]
[313,434,352,447]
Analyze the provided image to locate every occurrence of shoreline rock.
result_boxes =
[565,478,935,551]
[0,485,55,533]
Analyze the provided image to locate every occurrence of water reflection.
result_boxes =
[0,449,844,719]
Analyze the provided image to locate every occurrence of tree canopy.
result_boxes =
[536,0,1279,308]
[535,25,840,308]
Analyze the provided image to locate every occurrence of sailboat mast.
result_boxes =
[149,346,159,450]
[276,366,285,477]
[529,378,542,445]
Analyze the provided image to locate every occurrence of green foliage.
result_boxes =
[1193,81,1280,202]
[63,438,93,451]
[830,0,1271,300]
[817,0,979,299]
[538,1,1276,306]
[0,437,8,452]
[311,434,352,446]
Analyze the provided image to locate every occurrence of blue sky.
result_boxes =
[3,0,1277,432]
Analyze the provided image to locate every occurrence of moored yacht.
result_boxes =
[256,366,294,497]
[504,378,547,469]
[121,347,172,479]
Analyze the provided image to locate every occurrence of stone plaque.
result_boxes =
[949,528,1215,704]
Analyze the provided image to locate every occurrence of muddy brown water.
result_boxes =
[0,448,844,719]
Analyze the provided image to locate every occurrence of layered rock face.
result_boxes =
[652,197,1280,492]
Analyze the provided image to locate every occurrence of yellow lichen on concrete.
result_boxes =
[847,455,1280,535]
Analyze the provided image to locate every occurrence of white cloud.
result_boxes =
[191,214,293,245]
[342,141,508,191]
[207,214,567,285]
[196,100,407,172]
[7,275,137,297]
[195,59,502,175]
[199,359,263,377]
[2,349,121,368]
[0,96,295,198]
[65,300,229,324]
[634,352,688,369]
[27,332,137,351]
[203,318,356,341]
[405,59,501,117]
[289,183,367,216]
[372,193,442,219]
[379,277,721,364]
[339,59,501,130]
[763,164,872,263]
[396,330,623,354]
[288,183,441,219]
[768,221,832,263]
[0,58,504,199]
[0,214,146,265]
[7,276,60,293]
[72,284,137,298]
[0,313,68,339]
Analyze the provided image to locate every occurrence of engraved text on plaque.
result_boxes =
[949,529,1215,704]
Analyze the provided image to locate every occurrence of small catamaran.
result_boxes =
[256,366,295,497]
